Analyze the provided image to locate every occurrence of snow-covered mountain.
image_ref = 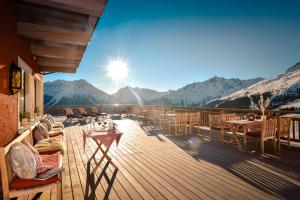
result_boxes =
[44,77,263,107]
[151,76,263,106]
[44,79,116,106]
[207,63,300,109]
[112,86,168,104]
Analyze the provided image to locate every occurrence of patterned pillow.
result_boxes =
[22,141,48,173]
[34,123,49,142]
[9,143,37,179]
[39,123,49,139]
[41,118,53,131]
[47,114,56,123]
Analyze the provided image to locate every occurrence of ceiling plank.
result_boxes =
[41,66,77,73]
[21,0,106,16]
[37,57,79,68]
[18,22,90,45]
[31,44,84,60]
[86,16,99,36]
[18,3,88,31]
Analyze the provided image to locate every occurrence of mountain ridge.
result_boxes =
[44,62,300,108]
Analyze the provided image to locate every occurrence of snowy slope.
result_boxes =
[44,79,116,106]
[152,76,263,106]
[112,86,167,104]
[209,63,300,108]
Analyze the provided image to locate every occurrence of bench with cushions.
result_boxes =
[0,115,64,200]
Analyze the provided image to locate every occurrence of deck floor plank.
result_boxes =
[72,125,131,200]
[21,118,300,200]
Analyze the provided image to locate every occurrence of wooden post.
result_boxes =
[0,148,10,200]
[261,115,267,154]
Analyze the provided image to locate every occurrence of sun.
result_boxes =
[106,59,128,81]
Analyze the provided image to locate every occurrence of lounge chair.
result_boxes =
[78,107,89,117]
[64,107,77,122]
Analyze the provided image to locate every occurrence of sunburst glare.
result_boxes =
[106,59,128,82]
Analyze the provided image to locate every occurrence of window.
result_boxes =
[19,70,25,113]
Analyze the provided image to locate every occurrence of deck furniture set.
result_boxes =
[131,107,294,153]
[82,121,122,173]
[0,115,65,200]
[64,107,107,122]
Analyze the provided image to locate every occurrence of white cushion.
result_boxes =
[9,143,37,179]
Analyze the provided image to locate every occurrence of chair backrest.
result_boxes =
[78,107,87,114]
[189,112,200,124]
[199,112,209,126]
[223,113,237,121]
[278,118,291,137]
[176,112,188,125]
[262,118,277,139]
[91,107,98,114]
[0,127,34,197]
[209,114,222,128]
[153,110,164,119]
[64,107,73,115]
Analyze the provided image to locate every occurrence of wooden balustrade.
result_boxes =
[45,104,300,142]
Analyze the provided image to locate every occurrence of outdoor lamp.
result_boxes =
[9,63,22,95]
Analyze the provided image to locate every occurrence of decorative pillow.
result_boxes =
[9,143,37,179]
[45,115,54,125]
[41,118,53,131]
[47,114,56,123]
[22,141,49,173]
[34,123,49,142]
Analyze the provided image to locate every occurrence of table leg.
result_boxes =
[230,126,239,144]
[92,145,110,174]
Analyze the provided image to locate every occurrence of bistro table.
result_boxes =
[224,119,262,144]
[82,122,122,173]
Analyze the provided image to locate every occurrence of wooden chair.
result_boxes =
[78,107,89,118]
[168,112,188,134]
[153,109,165,128]
[64,107,76,122]
[243,117,277,153]
[277,118,292,151]
[188,112,201,133]
[90,107,100,117]
[0,126,62,200]
[209,113,236,142]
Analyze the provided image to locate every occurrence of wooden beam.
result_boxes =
[37,57,79,68]
[86,16,99,36]
[18,22,90,45]
[41,66,77,73]
[21,0,106,16]
[18,3,88,31]
[31,44,84,60]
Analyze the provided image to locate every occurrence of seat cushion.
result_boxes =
[34,138,65,155]
[48,129,64,137]
[10,152,61,190]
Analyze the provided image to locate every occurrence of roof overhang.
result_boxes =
[17,0,106,73]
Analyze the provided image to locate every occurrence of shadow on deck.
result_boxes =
[15,119,300,200]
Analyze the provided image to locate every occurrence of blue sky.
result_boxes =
[45,0,300,94]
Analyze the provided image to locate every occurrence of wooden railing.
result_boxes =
[45,104,300,142]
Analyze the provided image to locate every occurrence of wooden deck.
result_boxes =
[16,119,300,200]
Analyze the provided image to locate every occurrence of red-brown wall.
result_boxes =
[0,0,39,147]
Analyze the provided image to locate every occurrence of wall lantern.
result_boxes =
[9,63,22,95]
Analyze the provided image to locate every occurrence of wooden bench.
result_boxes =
[0,121,62,200]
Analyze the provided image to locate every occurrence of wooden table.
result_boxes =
[82,129,122,173]
[224,120,262,144]
[280,114,300,142]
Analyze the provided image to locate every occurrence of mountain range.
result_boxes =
[44,62,300,109]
